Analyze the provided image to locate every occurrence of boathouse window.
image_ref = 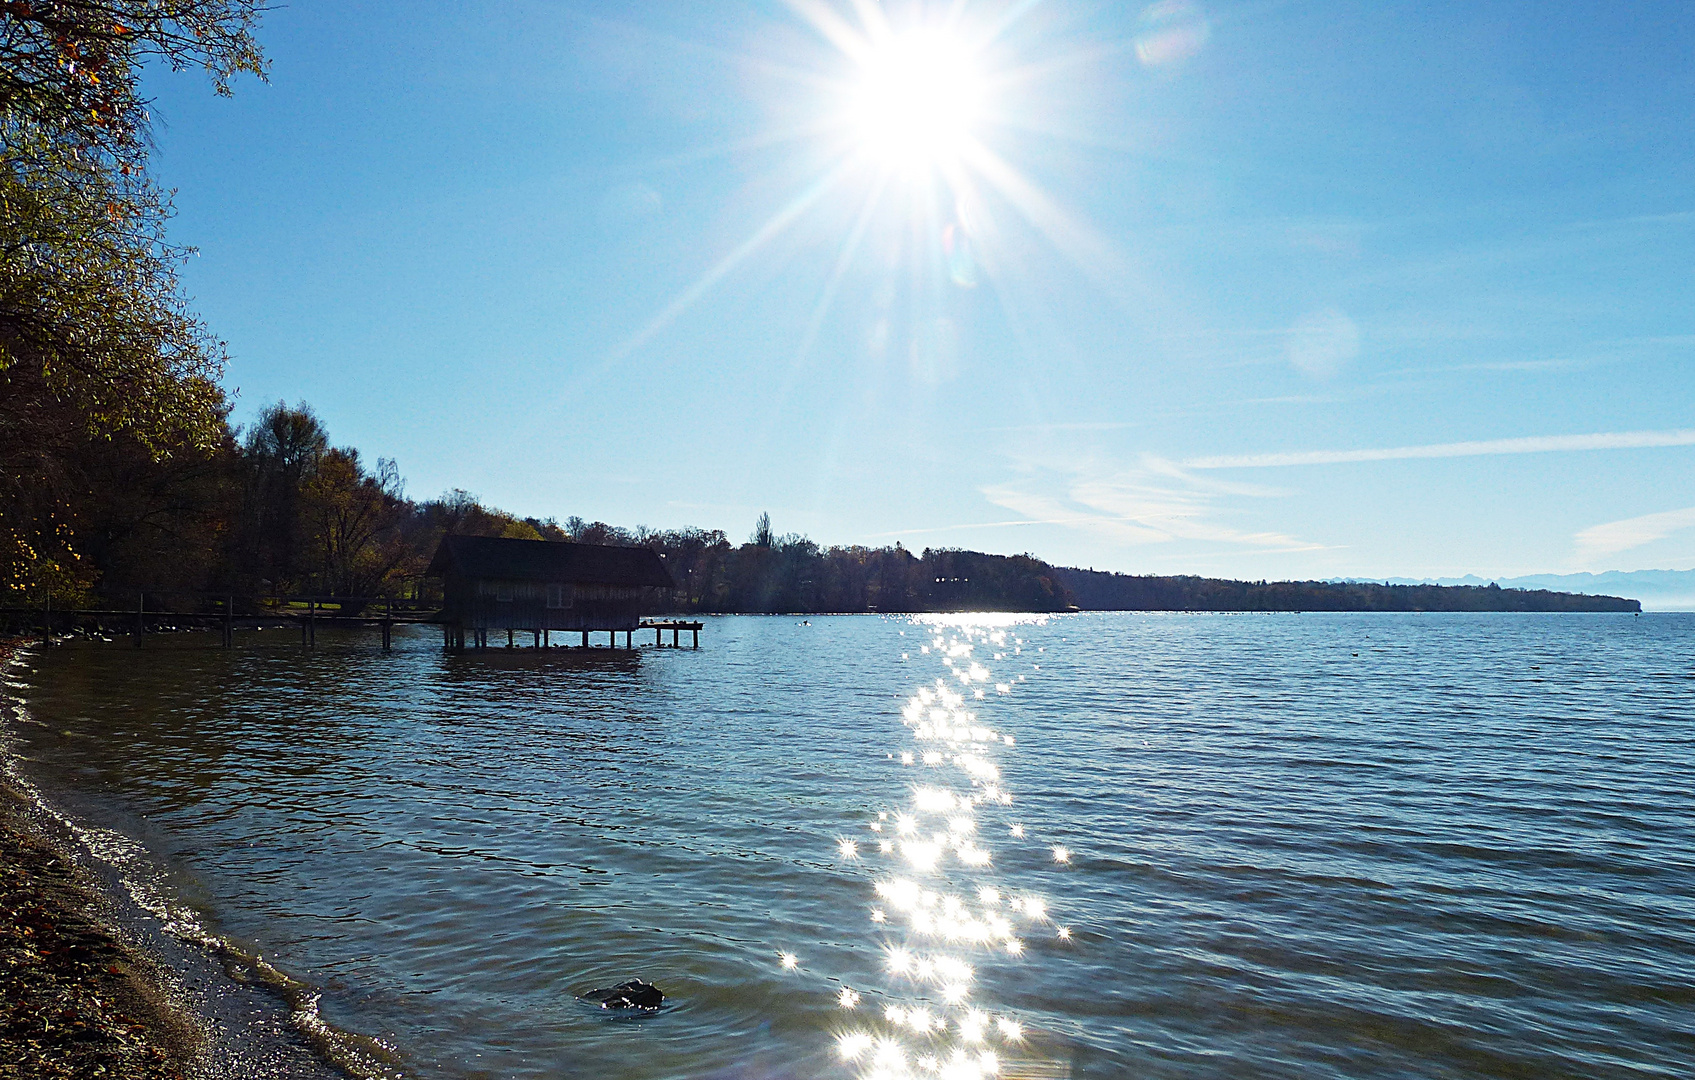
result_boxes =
[547,584,565,608]
[496,582,513,602]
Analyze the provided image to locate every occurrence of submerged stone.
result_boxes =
[584,980,664,1010]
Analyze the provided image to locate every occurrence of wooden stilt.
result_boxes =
[224,594,234,649]
[582,629,589,648]
[135,591,144,648]
[692,628,699,648]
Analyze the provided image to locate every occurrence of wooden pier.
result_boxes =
[441,621,701,651]
[643,620,703,648]
[0,596,429,651]
[1,596,703,653]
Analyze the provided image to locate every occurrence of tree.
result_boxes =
[1,0,266,452]
[0,1,266,596]
[1,2,264,177]
[231,402,324,591]
[300,448,407,597]
[0,149,230,593]
[245,400,327,484]
[751,511,774,548]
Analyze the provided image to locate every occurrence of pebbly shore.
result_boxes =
[0,639,360,1080]
[0,637,201,1078]
[0,776,203,1079]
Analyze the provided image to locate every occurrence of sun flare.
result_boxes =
[610,1,1116,383]
[847,28,986,170]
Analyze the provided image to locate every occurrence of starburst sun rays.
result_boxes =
[598,0,1132,384]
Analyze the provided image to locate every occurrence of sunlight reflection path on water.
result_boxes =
[828,615,1068,1080]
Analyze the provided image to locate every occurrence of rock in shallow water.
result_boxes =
[584,980,664,1010]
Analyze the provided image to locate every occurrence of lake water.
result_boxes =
[4,612,1693,1079]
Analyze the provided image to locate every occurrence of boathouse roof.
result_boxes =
[426,535,675,590]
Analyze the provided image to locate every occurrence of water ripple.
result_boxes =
[3,613,1693,1079]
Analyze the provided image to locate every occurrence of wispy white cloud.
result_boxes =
[981,484,1174,546]
[1611,334,1695,347]
[1186,428,1695,470]
[1377,356,1588,377]
[1569,209,1695,230]
[866,516,1110,539]
[977,454,1322,553]
[1575,506,1695,561]
[982,420,1139,434]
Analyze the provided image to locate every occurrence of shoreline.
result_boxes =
[0,637,203,1078]
[0,776,201,1078]
[0,638,367,1080]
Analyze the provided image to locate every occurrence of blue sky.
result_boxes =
[143,0,1695,578]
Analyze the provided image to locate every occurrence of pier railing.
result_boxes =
[0,592,439,651]
[0,595,702,652]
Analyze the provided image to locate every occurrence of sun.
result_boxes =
[847,28,986,172]
[606,2,1111,369]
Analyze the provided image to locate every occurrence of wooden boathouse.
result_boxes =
[427,535,683,651]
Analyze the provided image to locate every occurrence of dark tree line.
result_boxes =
[621,529,1070,614]
[3,395,1639,613]
[1,396,1076,612]
[1054,568,1639,613]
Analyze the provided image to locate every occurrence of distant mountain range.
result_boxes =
[1364,570,1695,611]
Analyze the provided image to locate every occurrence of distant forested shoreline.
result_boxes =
[5,400,1640,616]
[1054,568,1638,614]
